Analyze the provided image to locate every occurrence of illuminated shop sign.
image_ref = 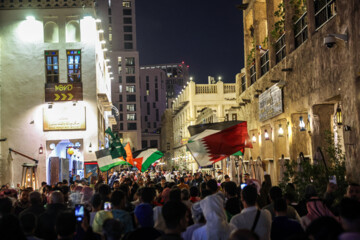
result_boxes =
[43,105,86,131]
[45,82,83,102]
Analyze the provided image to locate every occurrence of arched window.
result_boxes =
[44,21,59,43]
[66,20,80,42]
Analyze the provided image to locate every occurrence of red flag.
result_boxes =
[186,122,252,166]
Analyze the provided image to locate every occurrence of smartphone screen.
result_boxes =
[104,202,112,211]
[75,204,84,222]
[240,183,247,190]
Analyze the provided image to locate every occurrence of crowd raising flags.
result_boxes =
[95,127,163,172]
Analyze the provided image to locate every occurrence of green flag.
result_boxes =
[105,127,127,160]
[232,150,244,156]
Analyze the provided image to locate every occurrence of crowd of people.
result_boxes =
[0,170,359,240]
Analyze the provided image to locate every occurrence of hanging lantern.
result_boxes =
[278,124,284,137]
[88,143,93,153]
[252,134,257,143]
[264,130,270,140]
[336,106,342,125]
[39,144,43,154]
[67,147,74,155]
[299,116,306,131]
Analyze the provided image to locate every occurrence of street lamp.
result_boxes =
[278,124,284,137]
[264,130,270,140]
[218,76,222,81]
[336,106,342,125]
[252,134,256,143]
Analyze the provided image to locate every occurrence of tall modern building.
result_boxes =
[140,62,189,108]
[139,68,167,150]
[96,0,141,150]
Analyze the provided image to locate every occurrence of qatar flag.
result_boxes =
[186,122,252,167]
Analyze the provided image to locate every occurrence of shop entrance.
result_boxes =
[46,139,84,185]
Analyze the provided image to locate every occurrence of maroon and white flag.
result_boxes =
[186,122,252,167]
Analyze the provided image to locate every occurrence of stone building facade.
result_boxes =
[168,79,237,172]
[0,0,114,186]
[236,0,360,184]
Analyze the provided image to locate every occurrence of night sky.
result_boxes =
[136,0,244,84]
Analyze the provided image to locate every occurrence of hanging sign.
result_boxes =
[259,85,283,121]
[45,82,83,102]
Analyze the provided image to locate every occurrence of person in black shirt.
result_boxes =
[224,181,241,221]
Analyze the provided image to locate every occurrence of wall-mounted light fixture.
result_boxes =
[278,124,284,137]
[264,130,270,140]
[26,16,36,21]
[39,144,43,154]
[336,105,342,125]
[299,116,306,131]
[252,134,256,143]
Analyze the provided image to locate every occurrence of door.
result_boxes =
[49,157,60,185]
[60,158,69,182]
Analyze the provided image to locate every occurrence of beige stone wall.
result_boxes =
[238,0,360,184]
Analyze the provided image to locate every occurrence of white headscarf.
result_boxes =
[191,202,203,223]
[200,192,230,240]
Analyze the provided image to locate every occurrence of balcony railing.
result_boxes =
[224,84,236,93]
[260,50,269,76]
[250,65,256,85]
[294,12,308,48]
[195,85,217,94]
[275,33,286,64]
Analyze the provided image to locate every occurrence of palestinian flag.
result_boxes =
[132,149,163,172]
[186,122,252,166]
[95,148,131,172]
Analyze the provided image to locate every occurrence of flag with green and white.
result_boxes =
[132,149,164,172]
[105,127,127,159]
[95,148,131,172]
[95,127,129,172]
